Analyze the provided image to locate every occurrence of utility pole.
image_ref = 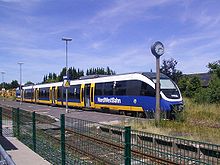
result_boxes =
[18,62,24,105]
[62,37,72,113]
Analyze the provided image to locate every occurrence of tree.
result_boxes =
[206,60,220,103]
[207,75,220,103]
[52,73,57,80]
[11,80,19,88]
[193,60,220,103]
[58,68,66,81]
[86,67,116,76]
[160,58,183,83]
[207,60,220,78]
[43,66,115,82]
[177,76,189,93]
[48,73,52,79]
[185,76,201,97]
[25,81,34,86]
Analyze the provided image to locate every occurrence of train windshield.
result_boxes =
[153,78,180,99]
[153,79,176,89]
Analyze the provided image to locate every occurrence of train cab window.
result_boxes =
[24,89,33,99]
[115,81,127,96]
[95,83,104,95]
[16,90,20,97]
[104,82,113,95]
[140,82,155,97]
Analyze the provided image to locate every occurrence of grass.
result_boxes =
[119,98,220,144]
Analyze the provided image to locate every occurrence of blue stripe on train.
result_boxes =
[95,96,182,112]
[39,97,50,101]
[57,98,80,103]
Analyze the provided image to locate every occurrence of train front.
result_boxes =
[141,72,184,118]
[153,76,184,118]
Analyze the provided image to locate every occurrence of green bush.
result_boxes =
[207,75,220,103]
[194,88,209,103]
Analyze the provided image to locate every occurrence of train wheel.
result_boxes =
[119,110,125,115]
[124,111,131,116]
[144,111,154,119]
[137,112,145,118]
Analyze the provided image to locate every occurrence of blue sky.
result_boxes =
[0,0,220,83]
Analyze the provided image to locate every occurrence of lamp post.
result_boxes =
[18,62,24,105]
[151,41,164,123]
[1,71,5,101]
[62,37,72,113]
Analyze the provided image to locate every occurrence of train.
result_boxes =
[16,72,183,119]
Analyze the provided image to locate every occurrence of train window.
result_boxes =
[39,88,49,99]
[140,82,155,97]
[75,85,80,100]
[95,83,104,95]
[57,87,62,99]
[63,89,66,98]
[24,89,33,99]
[104,82,113,95]
[68,85,80,100]
[68,86,74,99]
[115,81,127,96]
[127,80,141,96]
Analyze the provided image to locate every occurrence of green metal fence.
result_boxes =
[0,106,13,137]
[1,107,87,165]
[1,106,220,165]
[64,116,220,164]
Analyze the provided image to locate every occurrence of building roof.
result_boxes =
[186,72,211,87]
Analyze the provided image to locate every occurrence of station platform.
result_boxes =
[0,136,50,165]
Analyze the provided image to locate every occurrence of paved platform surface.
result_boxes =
[0,100,136,124]
[1,136,51,165]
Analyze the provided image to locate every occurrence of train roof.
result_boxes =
[19,72,170,90]
[141,72,169,79]
[79,72,169,80]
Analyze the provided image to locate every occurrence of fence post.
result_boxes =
[60,114,65,165]
[32,111,36,152]
[12,108,16,137]
[16,108,20,138]
[0,107,2,136]
[124,126,131,165]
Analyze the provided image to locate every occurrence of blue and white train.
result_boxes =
[16,72,183,118]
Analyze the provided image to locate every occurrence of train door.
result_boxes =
[90,83,95,108]
[55,86,58,105]
[51,87,56,105]
[80,84,85,107]
[35,88,39,103]
[84,84,91,108]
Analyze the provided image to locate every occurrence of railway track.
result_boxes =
[64,128,179,165]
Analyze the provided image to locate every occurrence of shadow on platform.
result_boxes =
[0,136,17,150]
